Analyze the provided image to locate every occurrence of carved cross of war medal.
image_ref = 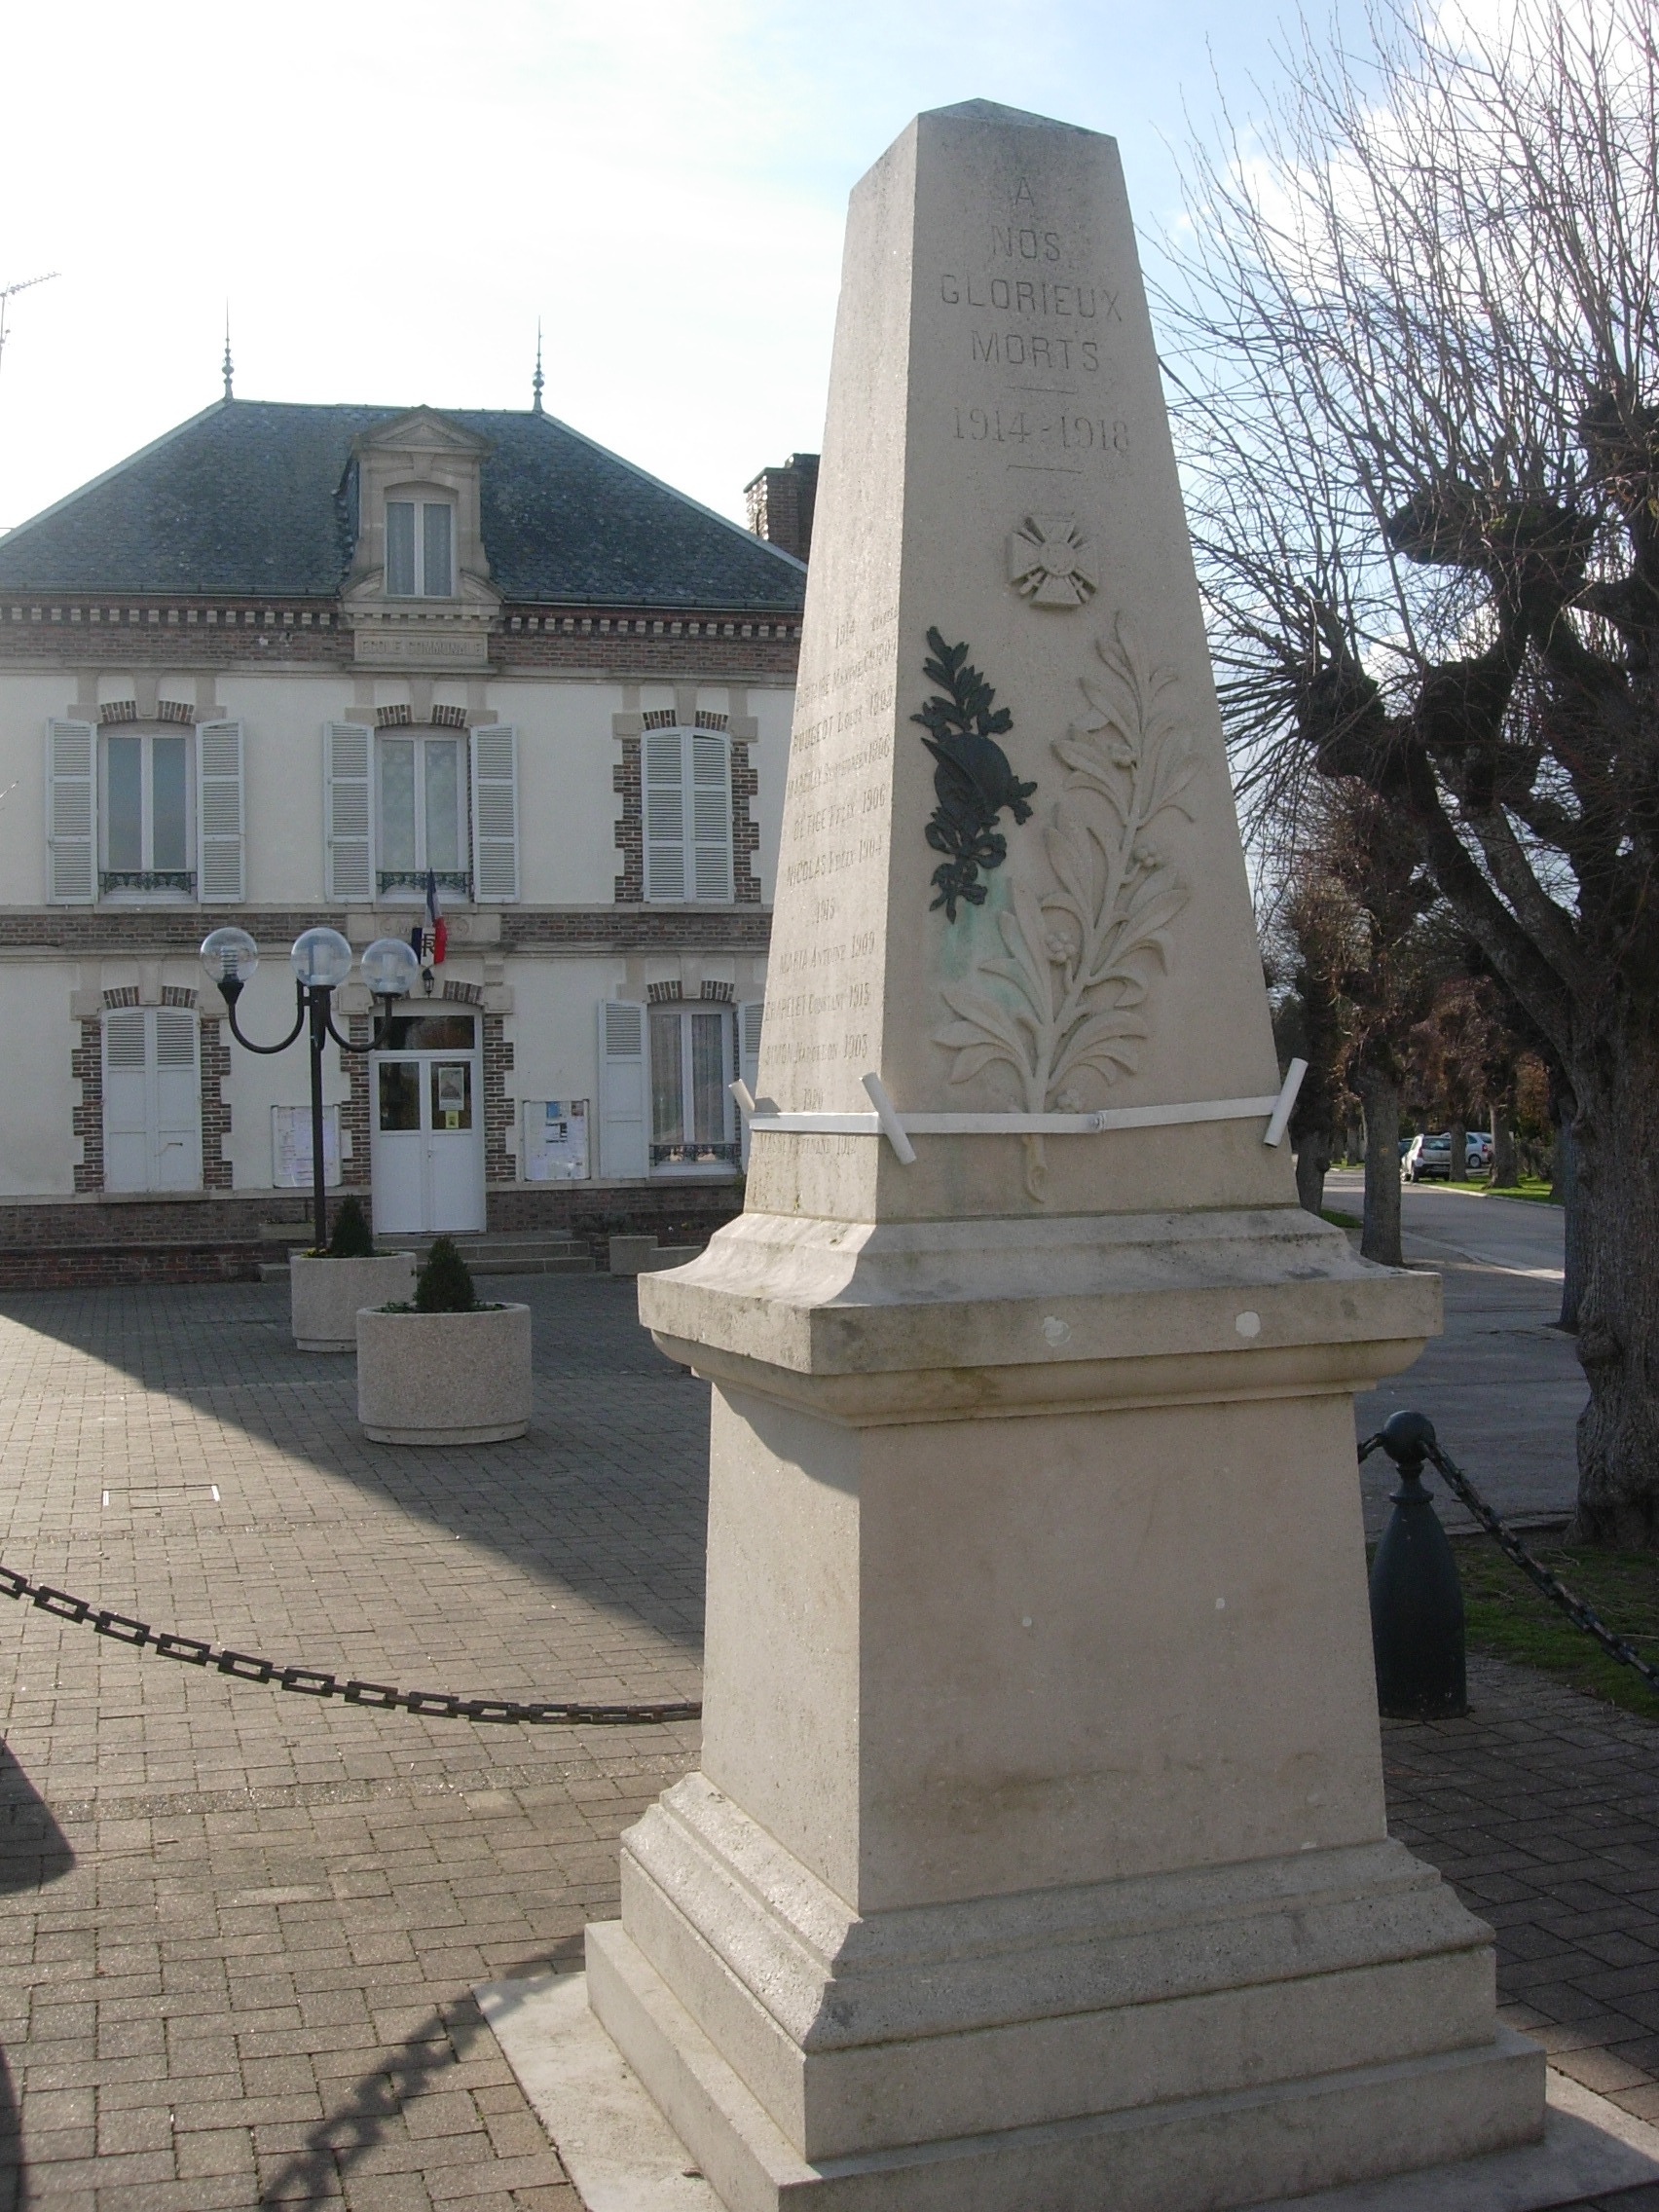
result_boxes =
[1009,512,1098,608]
[910,627,1038,921]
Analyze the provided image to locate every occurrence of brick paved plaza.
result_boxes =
[1,1273,1657,2211]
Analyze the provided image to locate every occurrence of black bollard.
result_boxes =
[1368,1411,1468,1718]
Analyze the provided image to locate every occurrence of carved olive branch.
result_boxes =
[933,615,1200,1191]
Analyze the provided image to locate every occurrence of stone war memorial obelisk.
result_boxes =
[592,99,1544,2210]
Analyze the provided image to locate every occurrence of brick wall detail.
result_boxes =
[71,1019,103,1192]
[730,737,760,903]
[199,1017,232,1189]
[483,1014,513,1185]
[0,603,801,682]
[613,734,644,903]
[343,1015,372,1192]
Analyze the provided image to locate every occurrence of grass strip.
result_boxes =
[1452,1533,1659,1717]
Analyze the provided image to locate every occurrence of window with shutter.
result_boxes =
[196,719,245,903]
[324,723,374,901]
[46,719,96,904]
[643,727,733,903]
[103,1010,202,1192]
[469,724,519,902]
[691,733,733,902]
[648,1005,737,1170]
[597,1000,647,1179]
[644,729,686,901]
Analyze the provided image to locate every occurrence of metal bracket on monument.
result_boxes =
[730,1059,1309,1165]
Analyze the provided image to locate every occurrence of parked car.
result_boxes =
[1404,1133,1455,1181]
[1403,1132,1491,1180]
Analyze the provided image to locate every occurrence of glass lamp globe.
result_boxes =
[289,927,354,991]
[200,926,259,988]
[359,937,422,1000]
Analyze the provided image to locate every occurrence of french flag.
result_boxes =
[415,868,447,969]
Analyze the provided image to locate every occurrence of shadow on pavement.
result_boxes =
[0,1740,76,2212]
[0,1273,711,1656]
[255,1935,586,2208]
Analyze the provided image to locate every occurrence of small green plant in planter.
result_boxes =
[318,1194,375,1259]
[290,1194,415,1351]
[414,1235,477,1312]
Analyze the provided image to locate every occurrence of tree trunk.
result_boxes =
[1353,1068,1404,1268]
[1448,1118,1468,1184]
[1492,1112,1517,1187]
[1569,1046,1659,1546]
[1555,1111,1587,1333]
[1296,1131,1332,1216]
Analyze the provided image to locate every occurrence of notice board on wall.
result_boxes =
[272,1105,342,1189]
[521,1099,589,1182]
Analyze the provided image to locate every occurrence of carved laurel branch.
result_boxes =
[910,628,1037,921]
[932,613,1199,1196]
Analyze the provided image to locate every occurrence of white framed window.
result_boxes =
[648,1003,737,1171]
[102,1009,201,1192]
[100,728,194,898]
[377,732,467,899]
[644,727,733,903]
[386,499,454,597]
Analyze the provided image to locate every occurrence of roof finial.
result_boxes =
[532,319,544,415]
[222,305,234,402]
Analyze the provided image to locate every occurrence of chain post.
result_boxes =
[1367,1410,1468,1719]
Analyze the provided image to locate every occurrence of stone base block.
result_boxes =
[479,1969,1659,2212]
[543,1940,1542,2212]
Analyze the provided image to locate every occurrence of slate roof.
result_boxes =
[0,399,807,611]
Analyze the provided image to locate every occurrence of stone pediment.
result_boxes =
[353,406,491,461]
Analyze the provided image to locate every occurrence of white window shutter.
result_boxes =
[691,732,733,902]
[46,719,96,904]
[196,719,245,903]
[469,723,519,902]
[152,1011,202,1189]
[102,1013,150,1191]
[324,722,374,902]
[597,1000,647,1178]
[738,999,763,1166]
[644,729,687,902]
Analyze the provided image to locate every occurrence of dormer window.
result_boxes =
[386,499,454,597]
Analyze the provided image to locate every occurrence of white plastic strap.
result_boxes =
[738,1058,1310,1165]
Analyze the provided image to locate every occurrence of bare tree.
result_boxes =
[1164,0,1659,1544]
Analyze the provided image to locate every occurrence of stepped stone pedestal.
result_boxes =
[559,97,1543,2211]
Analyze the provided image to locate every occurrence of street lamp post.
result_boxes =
[201,927,423,1252]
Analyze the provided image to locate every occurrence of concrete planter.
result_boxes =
[290,1252,416,1351]
[355,1304,533,1444]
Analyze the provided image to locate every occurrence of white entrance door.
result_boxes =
[370,1046,484,1235]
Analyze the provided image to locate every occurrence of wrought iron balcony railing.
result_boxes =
[100,869,196,896]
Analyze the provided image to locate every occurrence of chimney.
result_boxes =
[744,453,819,563]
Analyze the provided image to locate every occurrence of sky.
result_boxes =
[0,0,1376,536]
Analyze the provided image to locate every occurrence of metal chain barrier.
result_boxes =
[1358,1428,1659,1698]
[0,1564,700,1727]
